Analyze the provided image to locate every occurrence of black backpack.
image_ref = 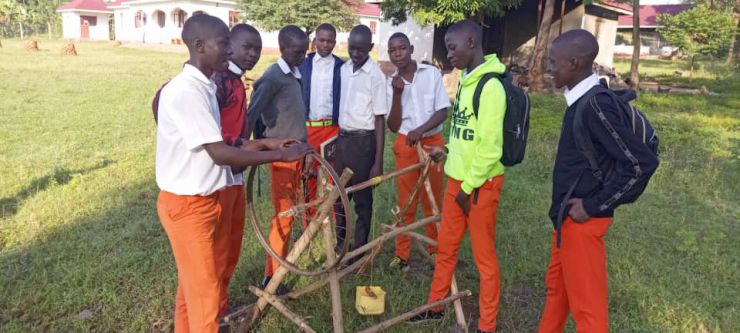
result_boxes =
[472,71,531,166]
[573,85,659,204]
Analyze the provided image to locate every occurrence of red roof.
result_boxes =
[600,0,632,13]
[353,2,380,17]
[57,0,112,12]
[618,4,693,28]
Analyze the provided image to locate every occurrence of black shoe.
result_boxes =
[259,276,290,296]
[407,310,444,324]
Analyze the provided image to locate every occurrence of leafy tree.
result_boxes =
[380,0,522,25]
[658,4,735,72]
[236,0,357,36]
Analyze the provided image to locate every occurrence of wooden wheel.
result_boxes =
[246,152,353,276]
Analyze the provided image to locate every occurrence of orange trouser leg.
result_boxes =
[393,133,444,260]
[538,217,612,333]
[215,184,245,315]
[428,176,503,332]
[264,161,302,277]
[158,190,221,333]
[305,125,339,225]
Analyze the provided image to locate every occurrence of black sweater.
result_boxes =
[548,89,659,226]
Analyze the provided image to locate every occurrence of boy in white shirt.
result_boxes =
[385,32,450,271]
[334,25,388,254]
[155,15,311,332]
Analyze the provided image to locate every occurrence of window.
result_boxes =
[154,10,165,28]
[134,11,145,28]
[229,11,240,28]
[369,21,377,34]
[80,16,97,26]
[172,9,187,28]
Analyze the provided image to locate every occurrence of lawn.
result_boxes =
[0,39,738,333]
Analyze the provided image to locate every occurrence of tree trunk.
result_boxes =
[19,22,24,39]
[629,0,640,89]
[48,21,52,40]
[528,0,556,91]
[725,14,738,65]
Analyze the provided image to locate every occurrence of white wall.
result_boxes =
[60,11,110,41]
[377,17,434,63]
[113,1,236,43]
[582,14,618,67]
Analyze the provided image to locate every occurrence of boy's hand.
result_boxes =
[567,198,590,223]
[423,145,448,163]
[455,189,471,216]
[392,75,405,94]
[369,162,383,180]
[405,130,422,146]
[264,138,300,151]
[280,143,313,162]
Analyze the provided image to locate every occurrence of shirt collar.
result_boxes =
[564,73,600,106]
[228,61,243,76]
[348,58,373,75]
[278,57,302,79]
[392,61,427,84]
[183,63,214,86]
[314,53,334,64]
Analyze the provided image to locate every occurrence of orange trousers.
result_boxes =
[538,216,612,333]
[215,184,245,315]
[264,160,303,277]
[158,190,222,333]
[392,133,444,260]
[305,124,339,218]
[428,176,504,333]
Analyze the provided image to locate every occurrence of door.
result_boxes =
[80,18,90,40]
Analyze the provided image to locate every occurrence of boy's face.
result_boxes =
[203,28,232,72]
[387,38,413,69]
[281,38,309,68]
[444,31,472,70]
[348,35,372,65]
[230,31,262,71]
[314,29,336,58]
[547,44,573,89]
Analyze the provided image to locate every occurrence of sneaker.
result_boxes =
[388,256,410,272]
[259,276,290,296]
[407,310,444,324]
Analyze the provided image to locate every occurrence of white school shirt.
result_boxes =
[156,64,234,196]
[564,73,600,107]
[338,59,388,130]
[309,54,335,120]
[278,56,302,79]
[386,63,451,136]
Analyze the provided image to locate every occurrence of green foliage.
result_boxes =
[0,0,64,38]
[236,0,357,35]
[658,4,735,60]
[381,0,523,25]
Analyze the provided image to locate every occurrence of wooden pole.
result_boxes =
[244,169,353,331]
[248,286,317,333]
[340,215,440,264]
[286,254,371,299]
[319,170,344,333]
[356,290,473,333]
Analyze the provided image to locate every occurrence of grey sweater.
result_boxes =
[247,63,307,141]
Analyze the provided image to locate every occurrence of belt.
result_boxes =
[339,129,374,137]
[306,119,333,127]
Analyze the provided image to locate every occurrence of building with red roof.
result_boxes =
[57,0,114,40]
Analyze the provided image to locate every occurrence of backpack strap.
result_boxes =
[472,72,499,118]
[573,86,609,182]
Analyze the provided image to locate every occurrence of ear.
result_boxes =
[467,36,475,49]
[194,38,205,53]
[368,42,374,52]
[568,56,579,71]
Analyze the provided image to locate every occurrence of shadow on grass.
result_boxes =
[0,159,115,219]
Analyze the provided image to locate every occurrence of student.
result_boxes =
[385,32,450,271]
[246,25,310,294]
[299,23,344,154]
[211,23,262,316]
[298,23,344,216]
[538,29,658,333]
[155,15,311,333]
[334,25,388,254]
[408,20,507,333]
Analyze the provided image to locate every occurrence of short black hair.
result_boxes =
[552,29,599,67]
[230,23,259,39]
[388,32,410,46]
[349,24,372,42]
[446,19,482,44]
[182,14,228,49]
[315,23,337,36]
[278,25,308,48]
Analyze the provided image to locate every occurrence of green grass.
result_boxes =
[0,39,738,332]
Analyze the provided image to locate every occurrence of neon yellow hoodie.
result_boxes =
[445,54,507,194]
